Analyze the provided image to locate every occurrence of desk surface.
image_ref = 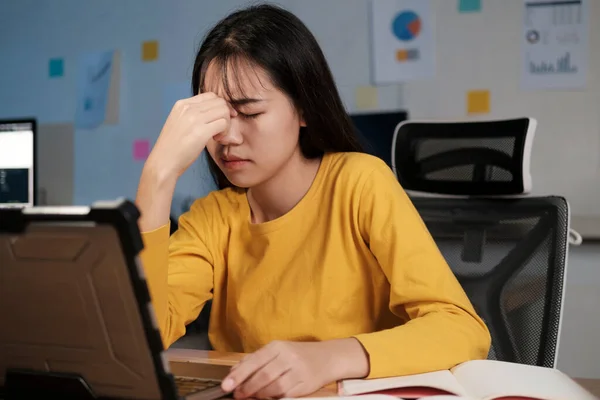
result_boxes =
[166,349,600,398]
[166,348,337,397]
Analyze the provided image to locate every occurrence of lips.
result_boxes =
[220,155,250,170]
[222,155,247,162]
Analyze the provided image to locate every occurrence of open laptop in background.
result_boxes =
[0,199,230,400]
[0,119,37,209]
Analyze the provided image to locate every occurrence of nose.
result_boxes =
[215,117,243,146]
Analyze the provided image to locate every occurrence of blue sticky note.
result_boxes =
[75,50,115,129]
[49,58,64,78]
[459,0,481,13]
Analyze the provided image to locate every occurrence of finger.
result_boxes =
[201,118,229,141]
[280,380,306,399]
[196,103,231,126]
[234,355,291,399]
[251,367,298,399]
[172,92,216,109]
[200,100,237,118]
[187,97,230,113]
[182,96,237,119]
[187,94,236,117]
[221,347,278,393]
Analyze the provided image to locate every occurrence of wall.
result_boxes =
[0,0,599,378]
[0,0,404,212]
[401,0,600,219]
[557,244,600,379]
[2,0,599,215]
[1,1,599,216]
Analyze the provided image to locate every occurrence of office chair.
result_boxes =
[391,118,570,368]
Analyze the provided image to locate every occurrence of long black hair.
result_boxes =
[192,3,364,189]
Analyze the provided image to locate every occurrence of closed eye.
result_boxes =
[238,112,262,120]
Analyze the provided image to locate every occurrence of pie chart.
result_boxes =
[392,10,421,41]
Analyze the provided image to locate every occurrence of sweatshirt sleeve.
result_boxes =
[139,201,215,349]
[352,162,491,379]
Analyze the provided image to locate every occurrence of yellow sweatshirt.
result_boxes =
[140,152,491,379]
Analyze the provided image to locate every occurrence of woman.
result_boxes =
[136,3,490,399]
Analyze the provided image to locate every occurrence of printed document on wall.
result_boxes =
[521,0,589,90]
[370,0,435,84]
[75,50,120,129]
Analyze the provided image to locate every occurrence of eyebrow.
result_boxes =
[229,98,264,106]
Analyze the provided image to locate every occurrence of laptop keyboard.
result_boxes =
[174,376,222,396]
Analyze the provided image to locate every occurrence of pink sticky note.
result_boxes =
[133,139,150,161]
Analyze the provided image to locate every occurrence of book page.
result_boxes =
[283,396,396,400]
[340,370,469,397]
[451,360,597,400]
[418,397,475,400]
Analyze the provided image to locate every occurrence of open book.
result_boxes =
[338,360,597,400]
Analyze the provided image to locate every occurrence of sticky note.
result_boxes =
[355,86,379,110]
[467,90,490,114]
[396,49,409,61]
[396,49,420,62]
[459,0,482,13]
[75,50,119,129]
[142,40,159,61]
[49,58,64,78]
[133,139,151,161]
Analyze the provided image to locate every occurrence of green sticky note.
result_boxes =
[459,0,481,13]
[49,58,64,78]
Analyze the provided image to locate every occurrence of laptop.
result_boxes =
[0,199,231,400]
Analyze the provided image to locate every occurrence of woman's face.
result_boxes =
[204,60,305,189]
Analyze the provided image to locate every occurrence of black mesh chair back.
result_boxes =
[392,118,570,367]
[412,196,569,368]
[391,118,536,196]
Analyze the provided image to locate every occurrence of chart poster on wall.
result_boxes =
[370,0,435,84]
[75,50,120,129]
[521,0,589,90]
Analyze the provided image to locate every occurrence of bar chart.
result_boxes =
[521,0,588,89]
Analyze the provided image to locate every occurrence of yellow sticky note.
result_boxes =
[396,49,409,61]
[355,86,379,110]
[142,40,159,61]
[467,90,490,114]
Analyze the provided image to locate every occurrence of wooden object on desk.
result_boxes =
[166,349,337,397]
[167,348,242,367]
[165,349,600,398]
